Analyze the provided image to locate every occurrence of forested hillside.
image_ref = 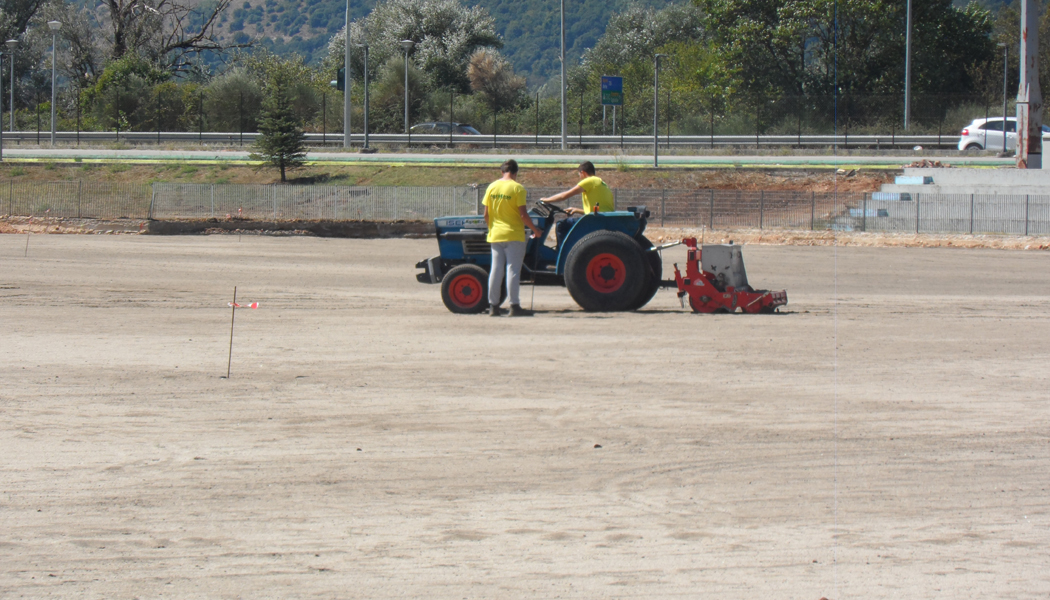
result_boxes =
[212,0,676,81]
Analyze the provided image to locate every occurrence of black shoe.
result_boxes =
[508,304,533,317]
[489,305,502,316]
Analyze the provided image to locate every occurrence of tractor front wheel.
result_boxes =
[565,230,647,311]
[441,264,491,314]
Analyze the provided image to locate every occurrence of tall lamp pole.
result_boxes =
[560,0,566,150]
[904,0,912,130]
[1000,43,1009,155]
[653,54,667,167]
[342,1,351,148]
[7,40,16,134]
[1017,0,1043,168]
[1,52,4,162]
[48,20,61,147]
[357,43,370,150]
[400,39,414,135]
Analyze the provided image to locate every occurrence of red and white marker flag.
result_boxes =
[228,302,259,309]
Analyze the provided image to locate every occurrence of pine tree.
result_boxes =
[250,70,306,183]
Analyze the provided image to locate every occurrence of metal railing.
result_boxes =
[2,180,1046,236]
[0,131,964,149]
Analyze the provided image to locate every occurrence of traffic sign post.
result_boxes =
[601,76,623,106]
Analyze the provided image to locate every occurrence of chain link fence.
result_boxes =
[2,180,1047,236]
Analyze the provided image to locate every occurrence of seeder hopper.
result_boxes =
[669,238,788,314]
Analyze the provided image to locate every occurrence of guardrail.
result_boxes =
[0,131,964,150]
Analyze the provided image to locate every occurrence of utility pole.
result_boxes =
[654,54,667,167]
[904,0,912,130]
[343,1,351,148]
[560,0,567,150]
[1017,0,1043,168]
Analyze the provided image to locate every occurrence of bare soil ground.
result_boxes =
[1,235,1048,599]
[0,162,892,191]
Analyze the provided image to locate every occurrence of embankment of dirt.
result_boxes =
[0,217,432,238]
[3,217,1047,250]
[646,227,1050,251]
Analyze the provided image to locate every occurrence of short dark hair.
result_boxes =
[501,159,519,174]
[578,161,595,176]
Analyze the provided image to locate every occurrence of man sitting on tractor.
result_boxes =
[540,161,615,247]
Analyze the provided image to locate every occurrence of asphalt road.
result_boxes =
[0,147,1012,169]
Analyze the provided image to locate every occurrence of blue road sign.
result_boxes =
[601,76,623,106]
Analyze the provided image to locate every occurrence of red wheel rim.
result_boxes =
[449,274,483,308]
[585,253,626,293]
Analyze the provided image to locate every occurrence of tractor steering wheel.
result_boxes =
[536,200,569,217]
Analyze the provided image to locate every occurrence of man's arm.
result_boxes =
[540,185,583,205]
[483,205,491,228]
[518,206,543,238]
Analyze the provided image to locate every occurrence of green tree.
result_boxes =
[697,0,995,100]
[80,53,171,131]
[327,0,503,92]
[251,63,307,182]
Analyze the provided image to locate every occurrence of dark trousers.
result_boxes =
[555,216,580,248]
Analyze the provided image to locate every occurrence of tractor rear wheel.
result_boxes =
[627,235,662,310]
[565,230,647,312]
[441,264,491,314]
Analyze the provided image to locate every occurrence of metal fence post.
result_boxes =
[862,192,867,232]
[969,194,974,234]
[709,190,715,229]
[759,191,764,229]
[1025,195,1030,235]
[916,194,921,234]
[273,184,277,223]
[475,186,481,215]
[661,189,666,227]
[77,180,82,219]
[148,184,155,220]
[693,191,699,227]
[211,184,215,218]
[810,191,816,230]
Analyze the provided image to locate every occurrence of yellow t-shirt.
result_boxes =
[483,179,528,243]
[578,176,614,213]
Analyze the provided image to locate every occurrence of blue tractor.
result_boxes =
[416,201,662,313]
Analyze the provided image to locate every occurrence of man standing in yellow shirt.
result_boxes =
[540,161,614,245]
[483,159,543,317]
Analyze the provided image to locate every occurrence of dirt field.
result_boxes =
[0,161,892,191]
[2,235,1048,599]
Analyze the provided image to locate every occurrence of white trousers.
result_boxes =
[489,241,527,307]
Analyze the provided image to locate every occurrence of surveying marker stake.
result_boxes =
[224,286,260,378]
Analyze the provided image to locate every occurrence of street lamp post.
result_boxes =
[356,43,370,149]
[342,0,351,148]
[560,0,566,150]
[904,0,912,130]
[1000,43,1009,155]
[6,39,15,134]
[1,52,4,162]
[400,39,414,143]
[653,54,667,167]
[48,20,61,147]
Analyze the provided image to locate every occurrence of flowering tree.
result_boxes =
[327,0,502,92]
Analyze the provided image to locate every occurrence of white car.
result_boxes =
[958,117,1050,151]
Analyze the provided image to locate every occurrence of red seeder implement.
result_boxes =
[671,238,788,314]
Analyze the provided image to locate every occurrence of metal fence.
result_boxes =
[2,180,1047,236]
